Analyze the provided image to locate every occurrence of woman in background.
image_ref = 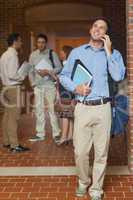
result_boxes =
[57,45,74,146]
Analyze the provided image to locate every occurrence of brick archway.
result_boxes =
[17,0,104,9]
[0,0,126,55]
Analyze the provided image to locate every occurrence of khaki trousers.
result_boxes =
[73,102,111,197]
[34,86,60,138]
[1,86,21,148]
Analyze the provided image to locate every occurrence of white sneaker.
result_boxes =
[91,196,102,200]
[29,135,45,142]
[75,183,88,197]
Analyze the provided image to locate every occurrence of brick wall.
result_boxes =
[0,0,25,55]
[0,0,10,54]
[127,0,133,172]
[0,0,126,56]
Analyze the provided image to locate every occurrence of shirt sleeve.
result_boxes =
[7,55,19,79]
[51,51,62,74]
[59,50,77,93]
[28,54,36,87]
[107,49,126,81]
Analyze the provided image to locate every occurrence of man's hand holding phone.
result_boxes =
[101,34,112,56]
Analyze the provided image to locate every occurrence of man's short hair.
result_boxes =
[37,34,48,43]
[90,17,111,34]
[7,33,21,47]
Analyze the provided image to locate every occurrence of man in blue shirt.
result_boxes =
[60,18,125,200]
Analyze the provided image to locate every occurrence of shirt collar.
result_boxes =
[37,48,49,55]
[8,47,18,55]
[85,44,105,52]
[63,60,67,66]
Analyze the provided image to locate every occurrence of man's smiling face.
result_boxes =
[89,19,108,41]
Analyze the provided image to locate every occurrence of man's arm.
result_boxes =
[59,49,91,96]
[107,50,126,81]
[101,34,125,81]
[28,54,36,87]
[59,50,77,93]
[7,55,19,79]
[51,51,62,74]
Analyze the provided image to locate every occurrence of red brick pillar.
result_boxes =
[0,0,25,55]
[127,0,133,172]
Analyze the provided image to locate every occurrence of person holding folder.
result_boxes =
[59,18,125,200]
[0,33,30,153]
[29,34,62,143]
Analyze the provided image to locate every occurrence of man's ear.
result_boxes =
[89,28,92,36]
[106,27,111,36]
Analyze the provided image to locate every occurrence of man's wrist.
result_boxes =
[106,48,112,57]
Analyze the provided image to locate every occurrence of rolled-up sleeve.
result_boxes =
[107,49,126,81]
[7,55,19,79]
[59,50,77,93]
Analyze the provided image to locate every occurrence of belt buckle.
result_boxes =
[100,98,104,104]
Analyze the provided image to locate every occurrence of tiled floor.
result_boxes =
[0,114,128,167]
[0,114,131,199]
[0,175,133,200]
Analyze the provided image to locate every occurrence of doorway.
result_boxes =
[55,37,89,53]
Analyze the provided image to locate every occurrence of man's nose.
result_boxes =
[95,27,100,32]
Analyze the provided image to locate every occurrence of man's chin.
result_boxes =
[39,48,46,51]
[92,37,102,42]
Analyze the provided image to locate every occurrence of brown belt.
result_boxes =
[77,97,112,106]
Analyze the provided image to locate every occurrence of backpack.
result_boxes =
[108,72,118,98]
[107,50,118,98]
[49,49,55,68]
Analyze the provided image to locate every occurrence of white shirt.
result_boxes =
[63,60,67,66]
[29,48,62,87]
[0,47,20,86]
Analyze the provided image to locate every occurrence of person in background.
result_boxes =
[59,18,125,200]
[0,33,30,153]
[118,79,128,96]
[29,34,62,144]
[57,45,74,146]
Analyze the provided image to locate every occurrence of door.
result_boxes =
[55,37,89,54]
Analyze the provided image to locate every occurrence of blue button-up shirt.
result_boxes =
[59,44,126,101]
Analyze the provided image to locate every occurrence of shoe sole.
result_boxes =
[29,138,45,142]
[76,193,86,197]
[76,190,86,198]
[10,150,30,153]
